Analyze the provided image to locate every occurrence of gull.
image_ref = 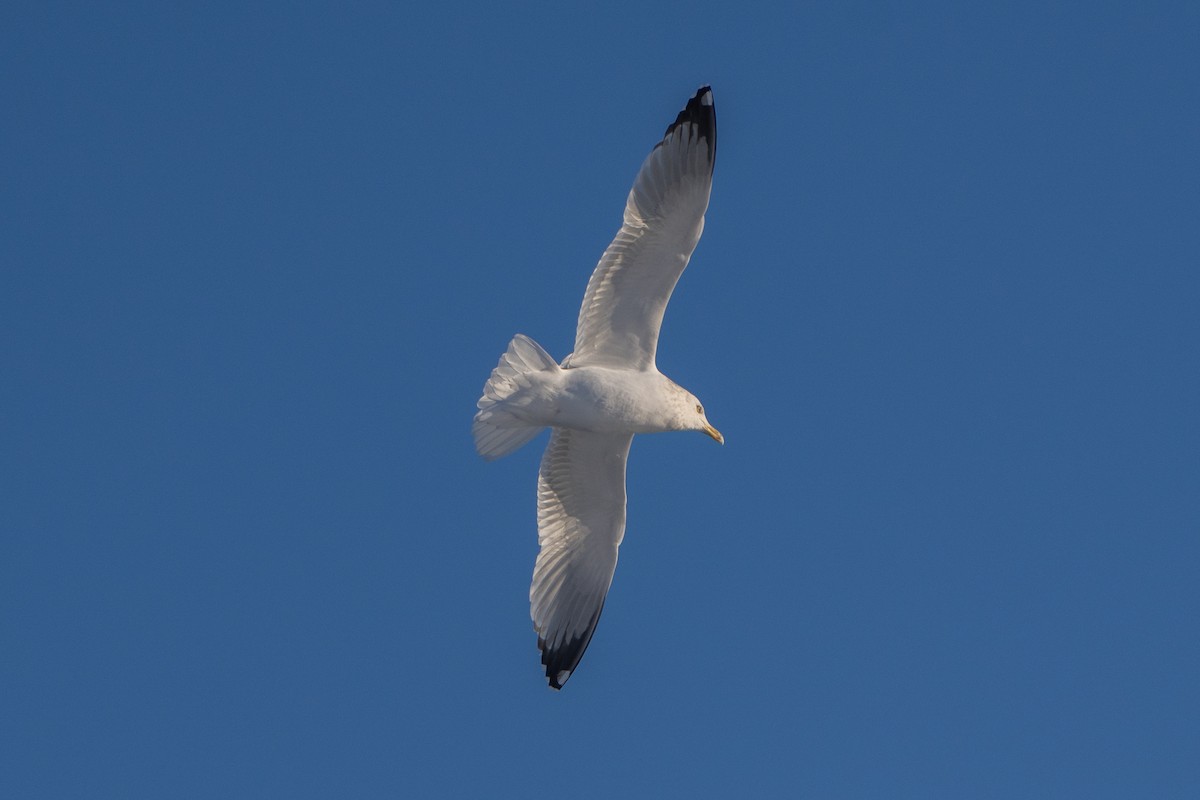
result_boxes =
[473,86,722,689]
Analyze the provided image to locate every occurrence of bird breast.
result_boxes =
[537,367,674,434]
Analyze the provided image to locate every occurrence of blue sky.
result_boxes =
[3,1,1198,797]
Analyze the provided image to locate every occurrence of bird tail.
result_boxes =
[473,334,559,460]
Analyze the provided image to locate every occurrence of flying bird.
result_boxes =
[474,86,722,689]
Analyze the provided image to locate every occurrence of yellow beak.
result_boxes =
[702,423,724,445]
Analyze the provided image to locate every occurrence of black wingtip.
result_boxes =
[661,85,716,167]
[537,599,606,690]
[538,632,587,690]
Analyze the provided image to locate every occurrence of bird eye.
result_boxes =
[696,404,703,414]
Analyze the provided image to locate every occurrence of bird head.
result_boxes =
[668,383,722,444]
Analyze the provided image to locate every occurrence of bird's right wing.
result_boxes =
[530,428,633,689]
[567,86,716,372]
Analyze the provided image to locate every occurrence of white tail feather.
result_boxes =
[473,334,558,460]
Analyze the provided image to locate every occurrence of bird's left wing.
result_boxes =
[530,428,633,689]
[567,86,716,371]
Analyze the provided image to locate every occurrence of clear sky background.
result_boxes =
[3,2,1198,797]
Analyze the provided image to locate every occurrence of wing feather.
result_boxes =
[568,86,716,370]
[530,428,633,689]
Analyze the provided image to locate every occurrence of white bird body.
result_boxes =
[495,358,709,436]
[552,366,704,434]
[474,86,721,689]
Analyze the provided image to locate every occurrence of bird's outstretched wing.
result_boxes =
[567,86,716,371]
[530,429,633,689]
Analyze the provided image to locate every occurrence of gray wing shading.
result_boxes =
[567,86,716,371]
[530,428,633,689]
